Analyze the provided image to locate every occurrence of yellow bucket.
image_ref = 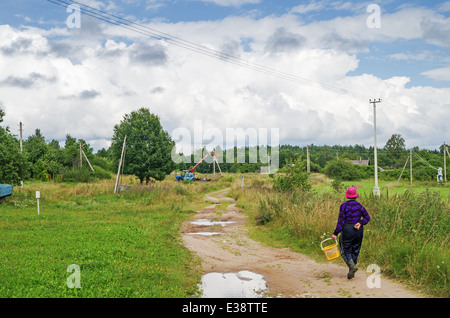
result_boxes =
[321,238,340,261]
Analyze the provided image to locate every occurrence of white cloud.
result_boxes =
[439,1,450,12]
[388,52,428,61]
[422,67,450,81]
[290,1,325,14]
[0,4,449,153]
[191,0,261,7]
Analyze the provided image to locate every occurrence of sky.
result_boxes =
[0,0,449,154]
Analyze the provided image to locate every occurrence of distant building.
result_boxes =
[350,158,385,172]
[350,158,370,166]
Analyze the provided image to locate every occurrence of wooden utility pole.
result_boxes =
[19,122,23,152]
[410,149,413,186]
[114,136,127,194]
[81,149,94,172]
[79,142,82,168]
[307,146,310,173]
[396,152,410,186]
[370,98,381,197]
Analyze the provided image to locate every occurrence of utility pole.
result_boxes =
[307,146,310,173]
[396,152,410,186]
[114,135,127,194]
[444,143,447,186]
[19,122,23,152]
[79,142,83,169]
[370,98,381,197]
[410,149,413,186]
[19,122,23,188]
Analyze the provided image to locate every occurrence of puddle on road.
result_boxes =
[200,271,267,298]
[191,219,236,227]
[186,232,223,236]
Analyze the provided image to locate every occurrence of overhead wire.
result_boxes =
[412,151,438,170]
[44,0,369,98]
[46,0,448,133]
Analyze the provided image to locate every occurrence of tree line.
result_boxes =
[1,107,447,185]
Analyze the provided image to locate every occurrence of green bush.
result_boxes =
[324,160,362,180]
[61,167,97,183]
[273,158,311,192]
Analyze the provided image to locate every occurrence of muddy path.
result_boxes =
[181,188,423,298]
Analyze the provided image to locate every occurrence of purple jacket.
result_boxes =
[333,199,370,235]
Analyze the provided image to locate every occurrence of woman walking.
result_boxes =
[331,187,370,279]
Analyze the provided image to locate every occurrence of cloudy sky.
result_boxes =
[0,0,449,154]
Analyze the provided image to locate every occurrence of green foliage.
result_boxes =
[33,159,48,182]
[272,158,311,192]
[111,108,175,183]
[324,160,362,180]
[330,178,344,192]
[0,125,30,184]
[61,167,97,183]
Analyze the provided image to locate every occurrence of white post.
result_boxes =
[370,99,381,197]
[20,122,23,188]
[36,191,40,215]
[241,176,244,188]
[444,145,447,186]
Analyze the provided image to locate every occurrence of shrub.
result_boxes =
[61,167,96,183]
[324,160,361,180]
[273,158,311,192]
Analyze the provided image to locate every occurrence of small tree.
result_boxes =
[384,134,406,159]
[111,108,175,184]
[0,110,30,184]
[273,158,311,192]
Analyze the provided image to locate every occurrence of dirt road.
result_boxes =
[181,188,423,298]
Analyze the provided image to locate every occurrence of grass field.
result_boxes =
[0,173,448,298]
[0,176,229,298]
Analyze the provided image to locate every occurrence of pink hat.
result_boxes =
[345,187,358,198]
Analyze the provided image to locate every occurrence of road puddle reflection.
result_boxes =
[200,271,267,298]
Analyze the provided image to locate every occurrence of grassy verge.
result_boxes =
[229,173,449,298]
[0,176,229,298]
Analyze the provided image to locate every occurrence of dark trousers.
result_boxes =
[339,224,364,265]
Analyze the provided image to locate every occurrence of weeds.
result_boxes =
[233,174,449,297]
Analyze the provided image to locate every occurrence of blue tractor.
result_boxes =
[176,152,217,181]
[0,184,13,202]
[176,170,196,182]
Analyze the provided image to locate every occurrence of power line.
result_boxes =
[412,151,438,170]
[48,0,366,98]
[46,0,449,133]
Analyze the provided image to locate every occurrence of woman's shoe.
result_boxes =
[346,260,358,279]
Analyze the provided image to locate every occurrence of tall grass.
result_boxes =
[230,174,449,297]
